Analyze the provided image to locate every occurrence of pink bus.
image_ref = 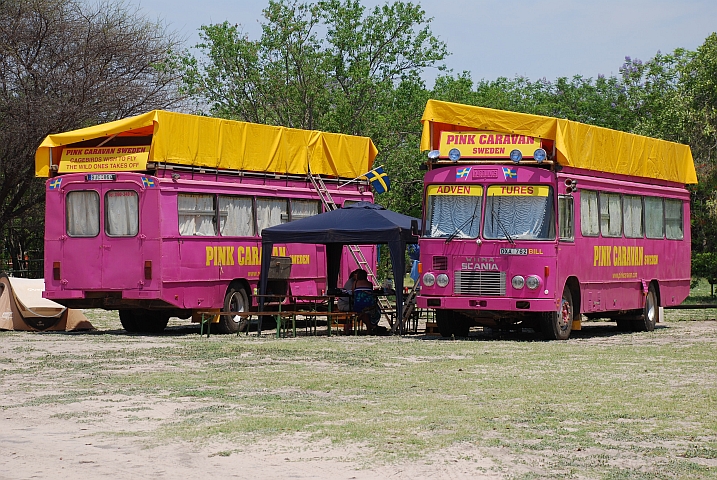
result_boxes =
[36,111,378,333]
[416,100,697,339]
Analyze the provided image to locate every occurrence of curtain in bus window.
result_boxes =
[291,199,321,221]
[623,195,643,238]
[219,196,254,237]
[558,195,574,240]
[105,191,138,236]
[426,195,481,238]
[599,192,622,237]
[644,197,665,239]
[66,191,100,237]
[484,187,555,240]
[580,190,599,236]
[178,194,216,236]
[256,198,288,234]
[665,199,684,240]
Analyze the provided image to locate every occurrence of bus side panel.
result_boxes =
[563,174,691,315]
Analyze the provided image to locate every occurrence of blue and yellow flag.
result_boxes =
[365,167,390,194]
[502,167,518,179]
[49,178,62,190]
[141,177,156,188]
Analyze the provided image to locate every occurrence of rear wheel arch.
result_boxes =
[564,276,581,316]
[213,279,253,334]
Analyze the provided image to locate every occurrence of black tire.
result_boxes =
[541,285,573,340]
[215,283,250,334]
[119,309,169,333]
[435,310,470,338]
[119,309,139,332]
[633,283,659,332]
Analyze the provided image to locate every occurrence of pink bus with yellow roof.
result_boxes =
[417,100,696,339]
[36,111,378,333]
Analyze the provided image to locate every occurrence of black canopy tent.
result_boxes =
[259,202,420,332]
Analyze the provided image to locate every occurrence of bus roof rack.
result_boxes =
[35,110,378,180]
[420,100,696,185]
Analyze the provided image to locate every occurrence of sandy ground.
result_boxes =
[0,312,506,480]
[2,316,716,479]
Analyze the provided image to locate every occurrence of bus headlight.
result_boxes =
[423,272,436,287]
[526,275,541,290]
[436,274,449,288]
[512,275,525,289]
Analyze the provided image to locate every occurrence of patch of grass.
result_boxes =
[3,316,717,477]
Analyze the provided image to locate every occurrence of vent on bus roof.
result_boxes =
[454,271,506,296]
[432,256,448,270]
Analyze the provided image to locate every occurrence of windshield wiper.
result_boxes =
[445,199,481,243]
[491,209,516,245]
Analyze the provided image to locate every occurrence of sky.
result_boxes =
[136,0,717,86]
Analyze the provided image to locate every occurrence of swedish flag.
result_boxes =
[366,167,391,193]
[365,167,390,194]
[49,178,62,190]
[502,167,518,179]
[456,167,471,179]
[141,177,156,188]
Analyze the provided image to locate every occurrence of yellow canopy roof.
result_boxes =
[35,110,378,178]
[421,99,697,184]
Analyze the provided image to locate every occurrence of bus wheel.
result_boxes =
[633,284,658,332]
[119,309,169,334]
[119,309,139,333]
[541,286,573,340]
[435,310,470,338]
[216,284,250,334]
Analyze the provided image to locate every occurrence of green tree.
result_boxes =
[432,72,634,131]
[180,0,446,216]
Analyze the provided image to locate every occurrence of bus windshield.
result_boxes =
[425,185,483,239]
[483,185,555,240]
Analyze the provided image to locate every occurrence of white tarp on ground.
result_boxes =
[0,275,92,331]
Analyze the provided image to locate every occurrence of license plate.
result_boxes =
[500,248,527,255]
[85,173,116,181]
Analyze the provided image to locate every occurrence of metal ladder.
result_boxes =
[308,172,393,314]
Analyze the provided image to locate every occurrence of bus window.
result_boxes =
[580,190,599,237]
[178,193,217,236]
[425,185,483,239]
[105,190,138,237]
[623,194,643,239]
[257,198,288,233]
[67,191,100,237]
[665,199,684,240]
[484,185,554,240]
[599,192,622,238]
[218,195,254,237]
[558,195,574,241]
[644,196,665,239]
[290,199,321,221]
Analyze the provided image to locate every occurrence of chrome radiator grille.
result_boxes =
[454,271,506,296]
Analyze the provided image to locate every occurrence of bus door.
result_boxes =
[63,179,144,290]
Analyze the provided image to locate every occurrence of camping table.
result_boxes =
[256,294,337,337]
